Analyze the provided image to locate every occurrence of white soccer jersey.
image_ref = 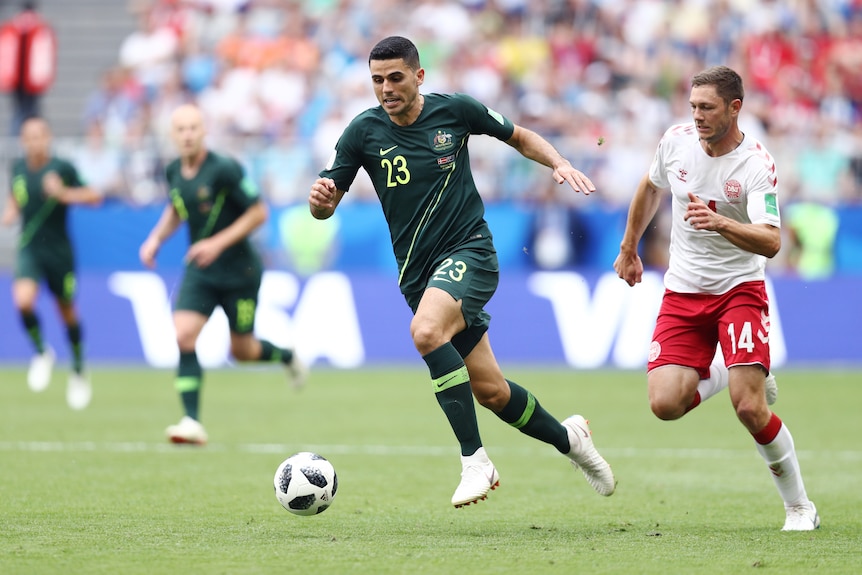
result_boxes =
[649,123,781,294]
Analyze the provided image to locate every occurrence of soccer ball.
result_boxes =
[273,452,338,516]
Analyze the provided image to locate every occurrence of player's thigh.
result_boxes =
[174,273,219,347]
[648,291,718,379]
[173,310,209,349]
[13,249,42,309]
[219,280,261,336]
[412,287,466,344]
[716,282,771,373]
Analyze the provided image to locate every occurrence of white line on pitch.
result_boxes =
[0,441,859,461]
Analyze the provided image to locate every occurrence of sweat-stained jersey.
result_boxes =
[649,123,781,295]
[320,92,515,297]
[10,157,83,251]
[165,151,262,287]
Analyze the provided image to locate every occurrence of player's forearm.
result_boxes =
[715,221,781,258]
[213,202,268,250]
[58,186,102,206]
[620,175,663,253]
[149,206,182,244]
[508,126,568,171]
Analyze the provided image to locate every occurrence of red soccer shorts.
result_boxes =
[647,281,772,378]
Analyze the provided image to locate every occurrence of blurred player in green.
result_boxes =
[309,36,616,507]
[139,104,307,445]
[2,117,100,410]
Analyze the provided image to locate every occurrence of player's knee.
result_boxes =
[410,322,445,356]
[473,382,507,411]
[734,399,767,429]
[649,397,685,421]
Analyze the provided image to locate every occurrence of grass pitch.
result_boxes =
[0,365,859,574]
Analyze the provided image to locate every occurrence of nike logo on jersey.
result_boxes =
[379,145,398,156]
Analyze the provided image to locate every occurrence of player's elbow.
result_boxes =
[763,232,781,258]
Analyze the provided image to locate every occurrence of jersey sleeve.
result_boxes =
[221,158,260,210]
[452,93,515,141]
[648,129,673,189]
[319,116,365,193]
[746,157,781,228]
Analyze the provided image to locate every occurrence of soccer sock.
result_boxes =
[686,361,729,412]
[20,311,45,354]
[175,351,203,421]
[495,380,569,454]
[66,322,84,374]
[258,339,296,366]
[423,342,482,456]
[753,413,810,507]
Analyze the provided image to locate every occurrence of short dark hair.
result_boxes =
[369,36,421,70]
[691,65,744,104]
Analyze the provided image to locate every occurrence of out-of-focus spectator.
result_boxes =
[70,121,124,199]
[785,202,840,279]
[0,1,56,135]
[119,1,180,100]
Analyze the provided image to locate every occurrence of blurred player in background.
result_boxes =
[309,36,615,508]
[613,65,819,531]
[2,117,100,409]
[139,104,307,445]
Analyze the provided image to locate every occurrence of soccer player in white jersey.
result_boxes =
[613,65,819,531]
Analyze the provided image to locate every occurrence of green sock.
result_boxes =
[20,311,45,354]
[175,351,203,421]
[259,340,295,365]
[424,342,482,456]
[66,323,84,374]
[496,380,569,454]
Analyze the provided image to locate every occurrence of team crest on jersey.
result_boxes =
[432,130,455,152]
[197,186,210,200]
[723,180,742,203]
[197,186,212,213]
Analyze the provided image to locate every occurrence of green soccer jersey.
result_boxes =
[10,157,83,251]
[165,151,263,285]
[320,92,515,296]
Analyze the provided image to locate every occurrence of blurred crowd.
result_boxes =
[69,0,862,210]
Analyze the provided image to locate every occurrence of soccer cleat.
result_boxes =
[66,372,92,410]
[765,372,778,405]
[286,352,309,390]
[562,415,616,496]
[781,502,820,531]
[27,346,55,392]
[451,447,500,508]
[166,416,208,445]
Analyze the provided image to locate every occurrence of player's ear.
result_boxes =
[416,67,425,87]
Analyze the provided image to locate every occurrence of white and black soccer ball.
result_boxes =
[273,452,338,516]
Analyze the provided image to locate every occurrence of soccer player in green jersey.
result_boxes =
[2,117,100,410]
[139,104,307,445]
[309,36,616,507]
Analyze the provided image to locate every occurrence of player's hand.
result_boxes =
[42,172,65,200]
[684,192,721,231]
[185,237,222,268]
[309,178,337,217]
[614,249,643,287]
[139,237,160,269]
[554,162,596,196]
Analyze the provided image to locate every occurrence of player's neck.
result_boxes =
[701,128,744,157]
[26,153,49,170]
[390,94,425,127]
[180,148,208,178]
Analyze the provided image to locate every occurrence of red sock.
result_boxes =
[684,391,702,413]
[753,413,782,445]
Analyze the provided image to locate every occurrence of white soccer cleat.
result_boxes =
[451,447,500,508]
[27,346,55,392]
[286,353,309,390]
[781,501,820,531]
[765,372,778,405]
[166,416,208,445]
[563,415,616,496]
[66,372,92,410]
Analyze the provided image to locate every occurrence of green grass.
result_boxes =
[0,365,859,574]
